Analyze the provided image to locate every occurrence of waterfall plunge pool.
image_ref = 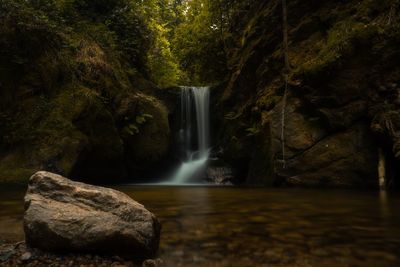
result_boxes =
[1,185,400,266]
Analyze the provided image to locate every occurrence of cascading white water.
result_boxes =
[192,87,210,157]
[169,86,210,184]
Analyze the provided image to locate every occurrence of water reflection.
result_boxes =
[1,186,400,267]
[379,190,391,219]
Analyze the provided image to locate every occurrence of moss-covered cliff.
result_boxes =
[2,0,399,188]
[215,0,400,188]
[0,0,172,183]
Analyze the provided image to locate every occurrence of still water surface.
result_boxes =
[1,186,400,267]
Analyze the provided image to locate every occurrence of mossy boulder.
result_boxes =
[116,93,171,176]
[0,2,173,183]
[0,84,128,182]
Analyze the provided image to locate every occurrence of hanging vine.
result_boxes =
[281,0,290,169]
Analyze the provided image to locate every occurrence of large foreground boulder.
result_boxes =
[23,172,161,260]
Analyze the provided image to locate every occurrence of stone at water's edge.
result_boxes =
[205,166,234,185]
[23,171,161,260]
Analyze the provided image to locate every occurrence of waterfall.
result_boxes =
[169,86,210,184]
[192,87,210,157]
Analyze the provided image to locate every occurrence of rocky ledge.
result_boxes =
[14,171,161,264]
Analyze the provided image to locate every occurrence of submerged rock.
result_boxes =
[205,167,234,185]
[23,171,161,260]
[142,258,164,267]
[20,251,32,261]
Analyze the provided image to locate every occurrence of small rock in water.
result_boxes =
[143,258,164,267]
[0,247,15,262]
[21,251,32,261]
[205,166,234,185]
[171,250,184,257]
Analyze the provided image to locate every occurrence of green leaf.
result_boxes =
[136,115,146,124]
[142,113,153,119]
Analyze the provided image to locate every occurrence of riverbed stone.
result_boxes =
[142,258,164,267]
[20,251,32,261]
[23,171,161,260]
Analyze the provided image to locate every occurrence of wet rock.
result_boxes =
[116,93,171,178]
[205,155,235,185]
[21,251,32,261]
[142,258,164,267]
[205,166,234,185]
[24,171,161,260]
[279,122,378,187]
[0,245,15,262]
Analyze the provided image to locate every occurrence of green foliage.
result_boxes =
[125,123,139,136]
[0,0,239,88]
[245,125,260,137]
[106,4,152,70]
[147,21,182,87]
[136,113,154,124]
[301,18,378,75]
[171,0,228,85]
[0,0,61,51]
[72,0,126,15]
[123,113,154,136]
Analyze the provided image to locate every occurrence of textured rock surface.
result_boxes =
[116,93,171,178]
[205,167,234,185]
[23,172,161,260]
[214,0,400,188]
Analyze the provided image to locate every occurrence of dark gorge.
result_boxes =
[1,0,399,188]
[1,0,400,266]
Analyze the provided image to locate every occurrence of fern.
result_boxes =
[123,113,153,136]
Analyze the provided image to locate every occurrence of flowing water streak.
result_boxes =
[192,87,210,157]
[181,88,192,160]
[169,86,210,184]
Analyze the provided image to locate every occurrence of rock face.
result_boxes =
[116,93,171,178]
[205,167,234,185]
[214,0,400,188]
[23,172,161,260]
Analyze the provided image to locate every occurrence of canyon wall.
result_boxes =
[214,0,400,188]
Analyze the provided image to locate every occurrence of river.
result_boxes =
[1,185,400,266]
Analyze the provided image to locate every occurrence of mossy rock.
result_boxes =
[0,151,37,184]
[0,84,128,183]
[116,93,170,174]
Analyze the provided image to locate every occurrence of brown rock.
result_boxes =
[24,172,161,260]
